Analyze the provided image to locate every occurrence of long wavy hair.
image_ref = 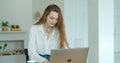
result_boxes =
[35,4,69,48]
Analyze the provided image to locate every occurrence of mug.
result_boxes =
[27,60,38,63]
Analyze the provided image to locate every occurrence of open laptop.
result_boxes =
[50,48,89,63]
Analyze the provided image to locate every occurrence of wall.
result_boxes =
[88,0,99,63]
[114,0,120,63]
[98,0,114,63]
[64,0,88,48]
[0,0,32,48]
[0,0,32,31]
[114,0,120,52]
[88,0,114,63]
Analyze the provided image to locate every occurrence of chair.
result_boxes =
[24,49,29,63]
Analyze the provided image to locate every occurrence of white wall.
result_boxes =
[114,0,120,52]
[88,0,114,63]
[88,0,99,63]
[98,0,114,63]
[0,0,32,31]
[114,0,120,63]
[64,0,88,48]
[0,0,32,48]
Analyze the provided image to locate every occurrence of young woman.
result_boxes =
[28,4,69,63]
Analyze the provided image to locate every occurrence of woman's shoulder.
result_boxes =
[31,25,42,29]
[30,25,42,32]
[30,25,38,30]
[31,25,39,29]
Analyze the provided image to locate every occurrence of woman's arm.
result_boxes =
[28,26,47,63]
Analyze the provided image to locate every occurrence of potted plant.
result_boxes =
[11,25,15,28]
[0,43,7,55]
[15,25,21,31]
[16,25,19,29]
[0,43,7,50]
[11,24,20,31]
[2,21,9,31]
[11,25,15,31]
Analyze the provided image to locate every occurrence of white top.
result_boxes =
[28,24,60,63]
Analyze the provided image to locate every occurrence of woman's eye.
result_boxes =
[50,17,54,20]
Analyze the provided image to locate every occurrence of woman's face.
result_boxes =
[46,11,58,27]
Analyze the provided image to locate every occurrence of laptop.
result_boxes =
[50,48,89,63]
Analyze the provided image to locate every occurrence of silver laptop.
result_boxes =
[50,48,89,63]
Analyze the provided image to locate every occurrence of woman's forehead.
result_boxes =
[48,11,58,18]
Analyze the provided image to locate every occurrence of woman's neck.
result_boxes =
[43,23,53,38]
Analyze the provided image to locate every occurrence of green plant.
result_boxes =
[2,21,9,27]
[0,43,7,51]
[16,25,20,28]
[11,25,15,28]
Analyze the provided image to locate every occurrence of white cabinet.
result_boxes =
[0,55,26,63]
[0,31,27,63]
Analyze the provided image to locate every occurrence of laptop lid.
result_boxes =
[50,48,89,63]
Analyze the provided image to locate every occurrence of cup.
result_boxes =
[27,60,38,63]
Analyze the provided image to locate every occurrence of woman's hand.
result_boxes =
[43,60,49,63]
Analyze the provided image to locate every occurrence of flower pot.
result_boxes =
[11,28,20,31]
[2,27,8,31]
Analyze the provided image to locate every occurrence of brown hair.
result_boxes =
[35,4,69,48]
